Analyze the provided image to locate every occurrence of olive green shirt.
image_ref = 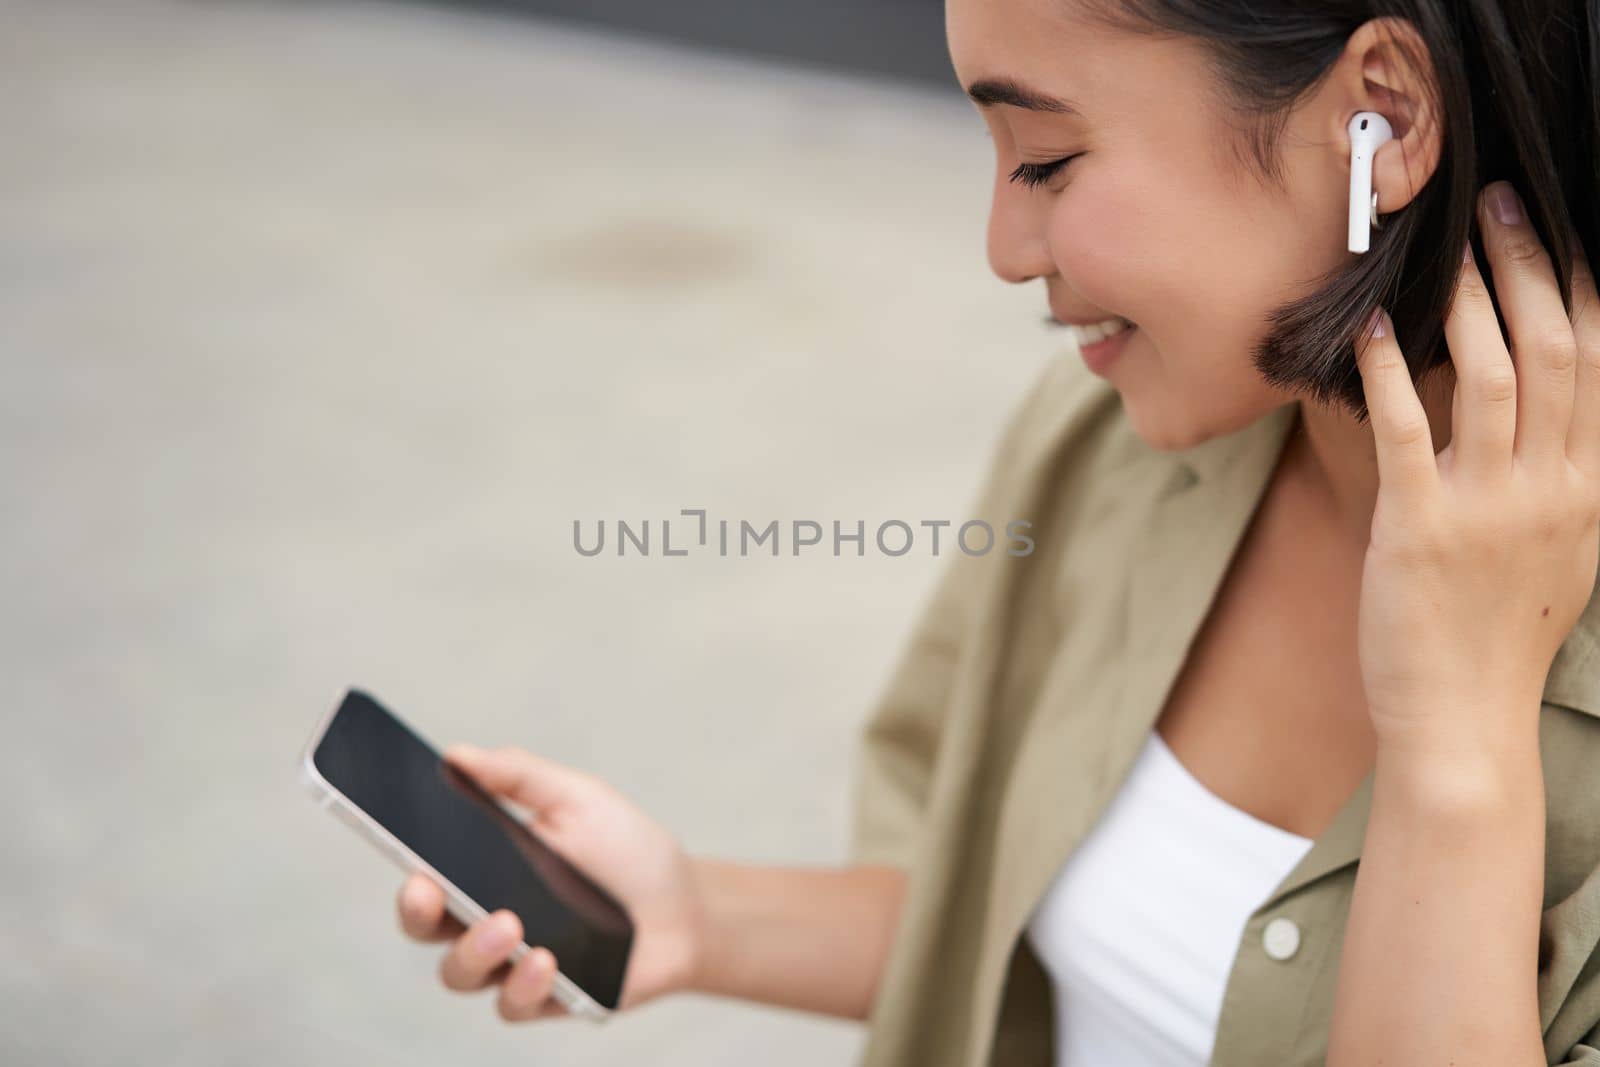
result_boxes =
[849,352,1600,1066]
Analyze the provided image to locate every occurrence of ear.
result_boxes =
[1327,16,1444,214]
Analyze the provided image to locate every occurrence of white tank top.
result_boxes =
[1024,729,1316,1066]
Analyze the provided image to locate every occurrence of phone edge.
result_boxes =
[298,690,617,1023]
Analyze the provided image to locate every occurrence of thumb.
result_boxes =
[443,743,585,814]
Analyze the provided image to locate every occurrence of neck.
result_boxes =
[1285,363,1457,546]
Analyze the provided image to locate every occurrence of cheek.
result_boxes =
[1043,176,1189,327]
[1046,169,1304,357]
[1045,184,1284,415]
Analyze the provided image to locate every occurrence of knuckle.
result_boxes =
[1531,508,1563,542]
[1388,416,1431,448]
[1477,367,1518,404]
[1457,269,1491,304]
[1534,329,1579,375]
[1500,232,1550,269]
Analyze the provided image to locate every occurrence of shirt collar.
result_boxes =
[1127,396,1600,911]
[1169,398,1600,724]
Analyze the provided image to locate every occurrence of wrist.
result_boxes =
[1373,728,1544,819]
[1370,685,1544,762]
[681,854,730,996]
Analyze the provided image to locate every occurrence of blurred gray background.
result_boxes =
[439,0,953,84]
[1,0,1076,1063]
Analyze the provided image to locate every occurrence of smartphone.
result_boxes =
[299,688,635,1020]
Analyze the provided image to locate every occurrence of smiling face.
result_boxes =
[948,0,1365,451]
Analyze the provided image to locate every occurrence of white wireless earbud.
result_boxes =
[1348,111,1394,253]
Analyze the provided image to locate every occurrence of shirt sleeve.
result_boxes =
[845,354,1095,871]
[1554,1024,1600,1065]
[845,511,990,871]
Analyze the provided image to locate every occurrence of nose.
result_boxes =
[986,169,1055,284]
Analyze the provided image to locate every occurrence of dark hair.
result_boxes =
[1080,0,1599,423]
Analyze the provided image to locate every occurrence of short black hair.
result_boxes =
[1078,0,1598,423]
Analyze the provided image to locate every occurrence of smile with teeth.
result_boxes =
[1067,316,1134,346]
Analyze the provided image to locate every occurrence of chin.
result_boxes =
[1117,398,1206,454]
[1107,332,1277,454]
[1126,396,1260,454]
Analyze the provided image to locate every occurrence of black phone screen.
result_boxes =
[311,689,634,1010]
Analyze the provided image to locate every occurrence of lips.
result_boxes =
[1050,309,1135,328]
[1063,315,1134,346]
[1077,320,1135,374]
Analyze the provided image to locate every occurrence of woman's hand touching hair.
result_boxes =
[1353,179,1600,752]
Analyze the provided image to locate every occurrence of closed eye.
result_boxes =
[1009,153,1083,189]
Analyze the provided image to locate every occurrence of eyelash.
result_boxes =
[1009,153,1084,189]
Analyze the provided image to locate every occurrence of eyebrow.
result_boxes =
[965,77,1082,115]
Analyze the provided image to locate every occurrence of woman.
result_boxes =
[394,0,1600,1063]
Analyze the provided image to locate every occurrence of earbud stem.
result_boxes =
[1347,111,1393,254]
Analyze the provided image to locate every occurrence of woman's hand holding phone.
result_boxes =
[394,744,706,1022]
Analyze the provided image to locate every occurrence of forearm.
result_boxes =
[684,857,907,1020]
[1327,709,1548,1067]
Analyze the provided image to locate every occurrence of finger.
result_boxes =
[1477,181,1577,466]
[1564,232,1600,475]
[1444,234,1517,479]
[439,910,523,992]
[496,947,569,1022]
[444,744,585,813]
[1356,305,1440,499]
[398,873,466,943]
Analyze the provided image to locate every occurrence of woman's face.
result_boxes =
[947,0,1357,451]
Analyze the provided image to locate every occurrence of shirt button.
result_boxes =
[1262,917,1301,961]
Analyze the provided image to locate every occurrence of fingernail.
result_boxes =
[1366,306,1387,339]
[1488,181,1523,225]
